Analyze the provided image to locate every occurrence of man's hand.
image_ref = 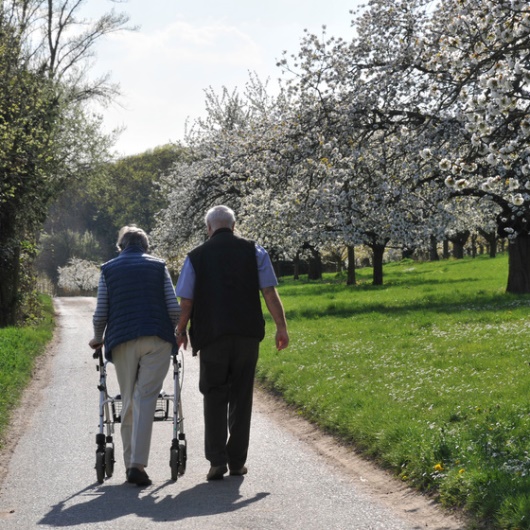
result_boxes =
[275,328,289,351]
[261,286,289,351]
[176,332,188,351]
[176,297,193,351]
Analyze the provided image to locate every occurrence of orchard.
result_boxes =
[154,0,530,293]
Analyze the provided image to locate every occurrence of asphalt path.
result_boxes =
[0,297,466,529]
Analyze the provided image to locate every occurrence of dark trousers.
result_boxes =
[199,335,259,468]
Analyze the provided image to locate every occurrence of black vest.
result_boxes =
[188,228,265,351]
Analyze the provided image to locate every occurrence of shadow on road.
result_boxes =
[39,479,270,526]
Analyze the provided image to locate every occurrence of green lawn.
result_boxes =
[258,254,530,529]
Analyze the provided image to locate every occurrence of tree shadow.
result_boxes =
[283,289,530,321]
[39,478,270,526]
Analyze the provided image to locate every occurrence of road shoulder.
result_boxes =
[254,384,469,530]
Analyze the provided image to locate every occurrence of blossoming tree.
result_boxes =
[288,0,530,291]
[156,0,530,292]
[426,0,530,292]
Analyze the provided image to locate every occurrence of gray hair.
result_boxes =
[205,205,236,230]
[117,225,149,252]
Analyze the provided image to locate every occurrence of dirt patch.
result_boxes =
[254,386,470,530]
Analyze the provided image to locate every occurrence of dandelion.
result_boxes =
[434,463,444,472]
[459,468,465,474]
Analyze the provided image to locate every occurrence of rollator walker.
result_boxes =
[93,346,187,483]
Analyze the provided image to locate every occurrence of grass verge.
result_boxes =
[0,295,54,449]
[258,254,530,529]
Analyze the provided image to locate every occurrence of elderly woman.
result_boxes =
[89,225,180,486]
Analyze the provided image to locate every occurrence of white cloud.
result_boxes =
[85,0,359,156]
[93,19,267,155]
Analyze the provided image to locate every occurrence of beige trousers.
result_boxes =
[112,336,172,469]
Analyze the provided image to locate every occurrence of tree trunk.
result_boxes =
[293,251,300,280]
[402,247,414,260]
[507,235,530,294]
[0,243,20,327]
[452,243,464,258]
[449,230,470,259]
[478,229,497,258]
[471,233,477,258]
[489,238,497,258]
[443,239,450,259]
[429,235,439,261]
[347,245,356,285]
[372,244,385,286]
[307,249,322,280]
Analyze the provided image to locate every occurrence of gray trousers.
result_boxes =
[199,335,259,469]
[113,336,172,468]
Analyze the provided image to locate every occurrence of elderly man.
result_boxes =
[89,225,180,486]
[175,205,289,481]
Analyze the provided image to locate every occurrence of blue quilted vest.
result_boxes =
[101,246,177,360]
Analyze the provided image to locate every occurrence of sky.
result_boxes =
[82,0,363,157]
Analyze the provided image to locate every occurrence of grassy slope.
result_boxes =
[258,254,530,528]
[0,296,54,447]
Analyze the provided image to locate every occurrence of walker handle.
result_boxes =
[93,347,104,364]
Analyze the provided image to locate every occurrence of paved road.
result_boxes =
[0,297,464,529]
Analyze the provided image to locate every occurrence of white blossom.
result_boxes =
[439,159,452,171]
[57,259,100,293]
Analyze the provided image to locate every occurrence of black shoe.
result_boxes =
[229,466,248,476]
[127,467,152,486]
[206,465,228,481]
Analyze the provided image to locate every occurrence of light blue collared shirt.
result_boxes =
[175,244,278,299]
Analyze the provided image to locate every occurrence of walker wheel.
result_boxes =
[178,443,187,476]
[95,451,105,483]
[105,446,115,478]
[170,447,180,481]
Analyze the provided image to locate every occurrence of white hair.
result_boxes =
[205,205,236,230]
[117,225,149,251]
